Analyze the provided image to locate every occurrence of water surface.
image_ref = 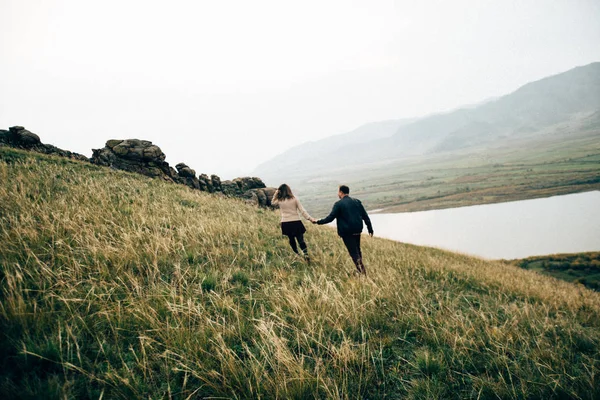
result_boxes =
[367,191,600,259]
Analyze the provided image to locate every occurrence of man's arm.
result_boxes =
[317,202,339,225]
[359,201,374,235]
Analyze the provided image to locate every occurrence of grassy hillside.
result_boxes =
[1,147,600,399]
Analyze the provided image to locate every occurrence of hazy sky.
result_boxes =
[2,0,599,179]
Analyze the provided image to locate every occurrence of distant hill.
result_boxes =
[255,62,600,182]
[256,118,415,176]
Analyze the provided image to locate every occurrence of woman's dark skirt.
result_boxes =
[281,220,306,236]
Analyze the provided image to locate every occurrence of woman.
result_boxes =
[271,184,315,262]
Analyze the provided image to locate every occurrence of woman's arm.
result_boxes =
[271,190,279,205]
[296,198,314,222]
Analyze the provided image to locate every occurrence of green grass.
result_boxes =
[507,252,600,292]
[1,146,600,399]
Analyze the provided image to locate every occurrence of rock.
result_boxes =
[107,139,166,162]
[8,126,41,146]
[0,126,87,161]
[235,177,266,192]
[168,167,179,180]
[180,176,201,190]
[241,187,277,208]
[211,174,222,192]
[221,177,266,197]
[175,163,197,178]
[221,180,241,196]
[242,190,259,205]
[112,144,129,157]
[106,139,123,149]
[198,173,213,192]
[143,145,164,161]
[255,188,267,206]
[91,139,172,179]
[263,187,276,206]
[174,163,202,190]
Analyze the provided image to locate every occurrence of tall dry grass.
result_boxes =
[1,147,599,399]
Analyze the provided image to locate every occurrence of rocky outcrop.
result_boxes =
[0,126,88,161]
[2,127,276,208]
[90,139,275,207]
[242,187,277,208]
[221,177,266,196]
[91,139,178,180]
[174,163,202,190]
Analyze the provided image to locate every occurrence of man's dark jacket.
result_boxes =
[317,196,373,237]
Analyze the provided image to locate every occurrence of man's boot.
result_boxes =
[358,258,367,275]
[353,259,362,275]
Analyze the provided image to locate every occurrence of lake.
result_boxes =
[367,191,600,260]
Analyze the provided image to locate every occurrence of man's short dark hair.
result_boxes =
[339,185,350,194]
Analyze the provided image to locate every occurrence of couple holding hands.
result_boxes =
[271,184,373,275]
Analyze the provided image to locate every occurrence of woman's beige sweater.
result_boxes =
[271,194,313,223]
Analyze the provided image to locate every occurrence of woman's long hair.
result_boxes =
[276,184,294,201]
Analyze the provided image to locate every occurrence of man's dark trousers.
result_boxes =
[342,234,365,274]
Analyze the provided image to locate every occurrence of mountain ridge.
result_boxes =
[255,62,600,182]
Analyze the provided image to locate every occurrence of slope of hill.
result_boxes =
[1,147,599,399]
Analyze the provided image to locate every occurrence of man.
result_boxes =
[313,185,373,275]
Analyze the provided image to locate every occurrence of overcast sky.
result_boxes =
[2,0,599,179]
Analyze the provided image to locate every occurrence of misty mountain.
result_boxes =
[257,118,415,175]
[255,62,600,182]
